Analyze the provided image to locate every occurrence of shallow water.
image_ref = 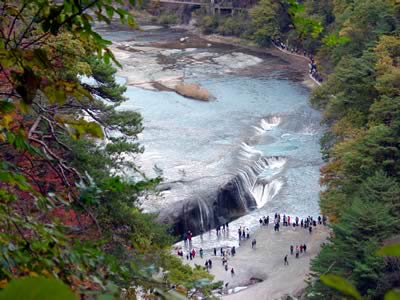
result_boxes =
[105,25,323,251]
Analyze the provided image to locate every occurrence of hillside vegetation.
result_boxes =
[0,0,214,298]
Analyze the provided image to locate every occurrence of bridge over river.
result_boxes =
[153,0,248,14]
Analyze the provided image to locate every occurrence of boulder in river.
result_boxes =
[175,82,211,101]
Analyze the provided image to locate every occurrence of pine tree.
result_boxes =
[308,199,399,298]
[359,170,400,217]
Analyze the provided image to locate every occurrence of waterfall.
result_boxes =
[197,198,211,232]
[164,116,287,236]
[253,116,281,134]
[251,179,284,208]
[234,142,287,209]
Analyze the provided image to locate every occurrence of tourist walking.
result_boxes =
[290,245,294,255]
[231,267,235,276]
[200,248,204,258]
[252,238,257,249]
[214,248,217,256]
[284,255,289,265]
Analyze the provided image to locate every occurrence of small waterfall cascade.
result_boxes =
[197,198,211,232]
[235,142,286,209]
[252,116,281,134]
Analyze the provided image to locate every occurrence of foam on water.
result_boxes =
[253,116,281,134]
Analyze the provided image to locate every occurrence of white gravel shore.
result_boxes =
[182,224,329,299]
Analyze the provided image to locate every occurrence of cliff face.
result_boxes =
[159,172,257,237]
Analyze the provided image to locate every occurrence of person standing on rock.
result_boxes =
[284,255,289,265]
[238,227,242,240]
[246,228,250,239]
[200,248,204,259]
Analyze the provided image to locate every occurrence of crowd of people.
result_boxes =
[271,39,324,84]
[262,213,327,234]
[176,213,327,277]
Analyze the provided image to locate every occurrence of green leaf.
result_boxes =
[0,100,14,113]
[385,290,400,300]
[0,277,78,300]
[43,85,66,104]
[320,274,362,300]
[377,243,400,257]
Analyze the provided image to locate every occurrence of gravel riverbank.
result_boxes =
[183,223,329,299]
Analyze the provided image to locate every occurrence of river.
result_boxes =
[96,24,323,252]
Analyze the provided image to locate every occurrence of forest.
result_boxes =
[229,0,400,298]
[0,0,215,299]
[0,0,399,299]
